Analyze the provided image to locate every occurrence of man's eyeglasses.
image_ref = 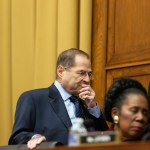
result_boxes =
[64,67,94,80]
[76,71,94,80]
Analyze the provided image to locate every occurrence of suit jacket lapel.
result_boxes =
[48,84,72,129]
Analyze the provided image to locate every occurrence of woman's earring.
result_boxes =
[113,115,119,124]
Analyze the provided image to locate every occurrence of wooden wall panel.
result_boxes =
[106,65,150,92]
[107,0,150,68]
[92,0,108,107]
[92,0,150,106]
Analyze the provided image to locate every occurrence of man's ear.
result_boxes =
[111,107,119,118]
[57,65,65,78]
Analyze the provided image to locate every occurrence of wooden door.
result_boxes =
[92,0,150,107]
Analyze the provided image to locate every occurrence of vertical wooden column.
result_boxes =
[91,0,108,106]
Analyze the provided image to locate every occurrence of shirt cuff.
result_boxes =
[32,134,41,139]
[87,104,101,118]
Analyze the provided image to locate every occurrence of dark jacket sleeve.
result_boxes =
[91,110,109,131]
[81,100,109,131]
[8,92,37,144]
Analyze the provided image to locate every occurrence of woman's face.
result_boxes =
[118,94,148,140]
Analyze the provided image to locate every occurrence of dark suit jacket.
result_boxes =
[8,84,108,145]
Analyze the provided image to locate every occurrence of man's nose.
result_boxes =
[83,73,90,83]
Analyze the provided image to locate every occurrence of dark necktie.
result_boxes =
[70,96,85,119]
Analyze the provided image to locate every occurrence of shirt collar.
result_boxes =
[54,80,71,101]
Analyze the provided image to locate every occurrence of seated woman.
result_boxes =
[103,77,149,141]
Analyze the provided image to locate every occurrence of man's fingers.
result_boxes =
[27,140,37,149]
[27,135,46,149]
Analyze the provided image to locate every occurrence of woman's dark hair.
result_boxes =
[103,77,148,123]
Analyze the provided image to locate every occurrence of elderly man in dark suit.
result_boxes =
[9,48,108,149]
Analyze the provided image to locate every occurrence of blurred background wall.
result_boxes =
[1,0,150,146]
[0,0,92,145]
